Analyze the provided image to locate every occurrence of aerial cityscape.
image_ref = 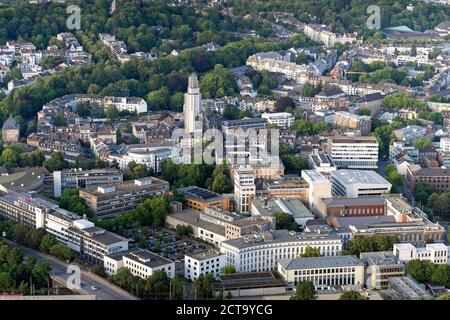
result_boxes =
[1,0,450,307]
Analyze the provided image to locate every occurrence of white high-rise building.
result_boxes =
[234,165,256,214]
[184,73,201,134]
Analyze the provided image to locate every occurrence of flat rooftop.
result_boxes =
[321,197,386,207]
[178,186,225,202]
[278,255,364,270]
[186,250,223,261]
[331,170,391,185]
[302,170,329,183]
[215,272,286,290]
[222,230,340,249]
[81,176,169,197]
[328,136,378,144]
[125,249,173,268]
[167,209,225,236]
[360,251,403,266]
[252,198,313,219]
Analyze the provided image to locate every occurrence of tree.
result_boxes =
[39,234,58,253]
[59,189,91,217]
[272,212,299,231]
[0,148,20,168]
[49,244,73,261]
[290,281,316,300]
[105,105,119,121]
[300,246,322,258]
[413,182,436,206]
[413,137,432,151]
[275,97,295,113]
[199,64,237,99]
[339,290,367,300]
[222,104,240,120]
[31,262,51,288]
[348,235,398,255]
[220,265,236,274]
[406,260,434,283]
[43,152,69,172]
[175,225,193,237]
[358,108,371,116]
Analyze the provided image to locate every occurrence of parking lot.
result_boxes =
[141,227,211,262]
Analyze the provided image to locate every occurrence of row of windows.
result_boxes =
[294,267,356,275]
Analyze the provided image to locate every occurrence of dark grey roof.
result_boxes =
[2,116,19,130]
[278,255,364,270]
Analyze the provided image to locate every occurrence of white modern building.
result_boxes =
[234,165,256,214]
[108,143,173,173]
[331,169,392,197]
[327,136,379,169]
[393,243,449,264]
[104,248,175,279]
[220,230,342,273]
[103,96,147,114]
[261,112,295,129]
[277,256,365,290]
[184,73,201,134]
[0,191,128,264]
[184,250,226,280]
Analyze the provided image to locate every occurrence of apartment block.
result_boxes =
[184,250,225,280]
[333,111,372,136]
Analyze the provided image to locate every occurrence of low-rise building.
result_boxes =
[393,243,449,264]
[261,112,295,129]
[406,166,450,193]
[307,152,337,177]
[388,276,432,300]
[360,251,406,289]
[251,198,314,228]
[79,177,169,218]
[178,186,230,212]
[184,250,225,280]
[277,256,365,290]
[317,197,387,218]
[104,248,175,279]
[331,170,392,197]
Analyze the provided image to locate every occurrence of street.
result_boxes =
[4,240,138,300]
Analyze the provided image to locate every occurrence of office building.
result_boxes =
[104,248,175,279]
[327,136,379,169]
[360,251,406,289]
[184,73,201,134]
[393,243,449,264]
[331,170,392,197]
[178,186,230,211]
[0,191,128,264]
[220,230,342,273]
[301,170,332,216]
[79,177,169,218]
[52,168,123,197]
[234,166,256,214]
[277,256,365,290]
[185,250,225,280]
[165,206,274,246]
